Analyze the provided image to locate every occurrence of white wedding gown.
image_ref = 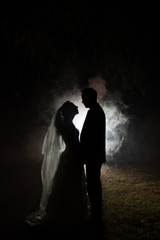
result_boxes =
[26,118,89,226]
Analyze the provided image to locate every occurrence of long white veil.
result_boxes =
[40,113,65,210]
[26,112,65,225]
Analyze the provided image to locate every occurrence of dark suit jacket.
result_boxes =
[80,102,106,165]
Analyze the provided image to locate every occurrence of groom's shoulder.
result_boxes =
[90,103,105,118]
[96,103,105,113]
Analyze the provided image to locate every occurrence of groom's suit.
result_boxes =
[80,102,106,218]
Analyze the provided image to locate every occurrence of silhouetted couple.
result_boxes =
[26,88,106,229]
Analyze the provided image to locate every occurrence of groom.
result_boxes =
[80,87,106,222]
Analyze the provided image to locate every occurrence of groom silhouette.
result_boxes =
[80,88,106,222]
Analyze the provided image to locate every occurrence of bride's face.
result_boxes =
[72,104,79,116]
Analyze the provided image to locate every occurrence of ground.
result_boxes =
[101,163,160,240]
[1,155,160,240]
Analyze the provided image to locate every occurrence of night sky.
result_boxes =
[1,2,160,162]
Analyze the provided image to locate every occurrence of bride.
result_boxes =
[26,101,89,226]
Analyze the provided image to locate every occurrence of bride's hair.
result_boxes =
[55,101,75,134]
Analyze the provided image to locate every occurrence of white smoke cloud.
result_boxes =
[102,96,129,161]
[31,73,129,163]
[44,76,129,162]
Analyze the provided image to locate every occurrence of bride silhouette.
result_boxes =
[26,101,89,226]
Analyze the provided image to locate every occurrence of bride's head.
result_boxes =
[59,101,79,119]
[55,101,79,131]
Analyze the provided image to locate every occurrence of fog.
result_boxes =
[3,74,158,166]
[35,76,130,163]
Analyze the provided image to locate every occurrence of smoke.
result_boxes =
[39,75,129,162]
[102,95,129,161]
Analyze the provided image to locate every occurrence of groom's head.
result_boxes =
[81,88,97,108]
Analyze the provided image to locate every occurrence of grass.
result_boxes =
[101,163,160,240]
[1,157,160,240]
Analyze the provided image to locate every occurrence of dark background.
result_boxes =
[1,3,160,104]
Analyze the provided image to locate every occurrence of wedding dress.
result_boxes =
[26,105,89,226]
